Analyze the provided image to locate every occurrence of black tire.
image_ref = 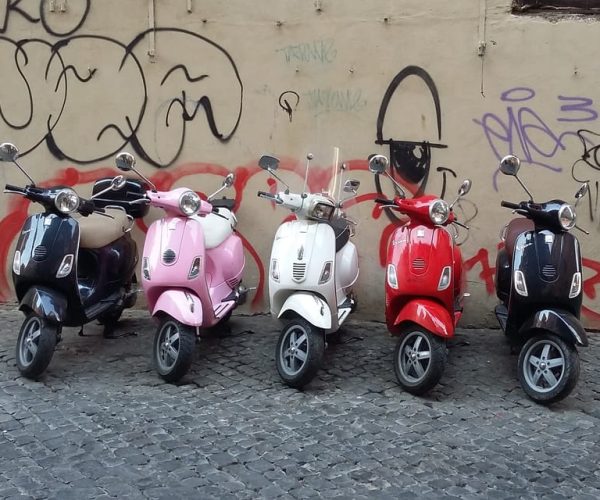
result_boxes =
[518,332,579,405]
[153,318,196,383]
[393,327,447,395]
[276,318,325,389]
[16,313,57,379]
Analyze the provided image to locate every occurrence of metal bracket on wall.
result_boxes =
[148,0,156,61]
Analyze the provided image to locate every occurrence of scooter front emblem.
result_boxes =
[297,245,304,260]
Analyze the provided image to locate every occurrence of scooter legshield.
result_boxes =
[392,298,455,338]
[152,290,203,327]
[278,292,332,330]
[519,309,588,347]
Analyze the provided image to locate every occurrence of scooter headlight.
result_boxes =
[309,202,335,221]
[558,203,576,230]
[179,190,201,216]
[54,188,80,214]
[429,199,450,225]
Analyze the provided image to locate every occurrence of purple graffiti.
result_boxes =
[474,87,598,190]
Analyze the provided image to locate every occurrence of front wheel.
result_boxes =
[16,313,58,379]
[394,327,447,396]
[153,318,196,383]
[518,333,579,405]
[276,318,325,389]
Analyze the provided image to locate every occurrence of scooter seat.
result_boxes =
[504,217,534,259]
[328,217,350,252]
[191,209,236,249]
[210,197,236,210]
[77,208,130,249]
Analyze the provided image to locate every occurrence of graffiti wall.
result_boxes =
[1,0,600,328]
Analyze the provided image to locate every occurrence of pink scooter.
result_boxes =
[115,152,247,382]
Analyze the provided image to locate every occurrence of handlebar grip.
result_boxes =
[4,184,24,193]
[500,201,520,210]
[257,190,274,198]
[374,198,396,206]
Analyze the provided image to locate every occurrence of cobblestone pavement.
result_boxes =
[0,307,599,499]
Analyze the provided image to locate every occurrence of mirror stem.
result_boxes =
[515,175,534,202]
[268,169,290,192]
[384,171,406,199]
[13,160,36,186]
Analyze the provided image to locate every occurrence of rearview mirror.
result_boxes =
[223,173,235,188]
[575,182,589,200]
[499,155,520,176]
[368,154,388,174]
[0,142,19,162]
[458,179,472,197]
[258,155,280,171]
[343,179,360,194]
[115,152,136,172]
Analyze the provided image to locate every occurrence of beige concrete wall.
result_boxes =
[1,0,600,327]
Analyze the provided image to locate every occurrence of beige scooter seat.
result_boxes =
[191,208,236,249]
[77,207,130,249]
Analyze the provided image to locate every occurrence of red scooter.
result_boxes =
[369,154,472,395]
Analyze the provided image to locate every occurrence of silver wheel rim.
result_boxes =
[398,331,432,384]
[19,317,42,368]
[279,324,309,377]
[523,338,565,393]
[156,321,181,372]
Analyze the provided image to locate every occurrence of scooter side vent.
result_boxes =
[162,249,176,265]
[292,263,306,282]
[226,277,241,288]
[541,264,557,280]
[33,245,47,261]
[412,258,426,271]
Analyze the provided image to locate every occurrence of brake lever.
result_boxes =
[94,211,115,219]
[575,225,590,235]
[453,220,470,230]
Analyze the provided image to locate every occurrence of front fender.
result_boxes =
[392,298,454,338]
[520,309,588,347]
[19,286,68,324]
[278,292,332,330]
[152,290,203,327]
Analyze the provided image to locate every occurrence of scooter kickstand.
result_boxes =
[77,326,85,336]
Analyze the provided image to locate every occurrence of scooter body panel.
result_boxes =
[393,297,455,338]
[385,222,461,337]
[143,213,243,328]
[278,292,332,330]
[152,289,204,326]
[269,220,340,332]
[335,240,359,304]
[19,286,68,324]
[500,228,583,340]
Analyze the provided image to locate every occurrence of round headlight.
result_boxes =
[179,190,201,216]
[558,203,576,230]
[429,199,450,225]
[54,188,80,214]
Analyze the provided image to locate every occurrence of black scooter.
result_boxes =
[1,142,147,379]
[494,154,589,404]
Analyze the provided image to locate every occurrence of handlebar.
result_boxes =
[500,201,521,210]
[4,184,26,194]
[257,190,282,204]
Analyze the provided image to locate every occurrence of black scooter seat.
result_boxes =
[328,217,350,252]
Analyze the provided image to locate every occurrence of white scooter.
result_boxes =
[257,149,360,388]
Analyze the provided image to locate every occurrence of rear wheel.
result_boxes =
[16,313,57,379]
[394,327,447,395]
[518,333,579,405]
[153,318,196,383]
[276,318,324,389]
